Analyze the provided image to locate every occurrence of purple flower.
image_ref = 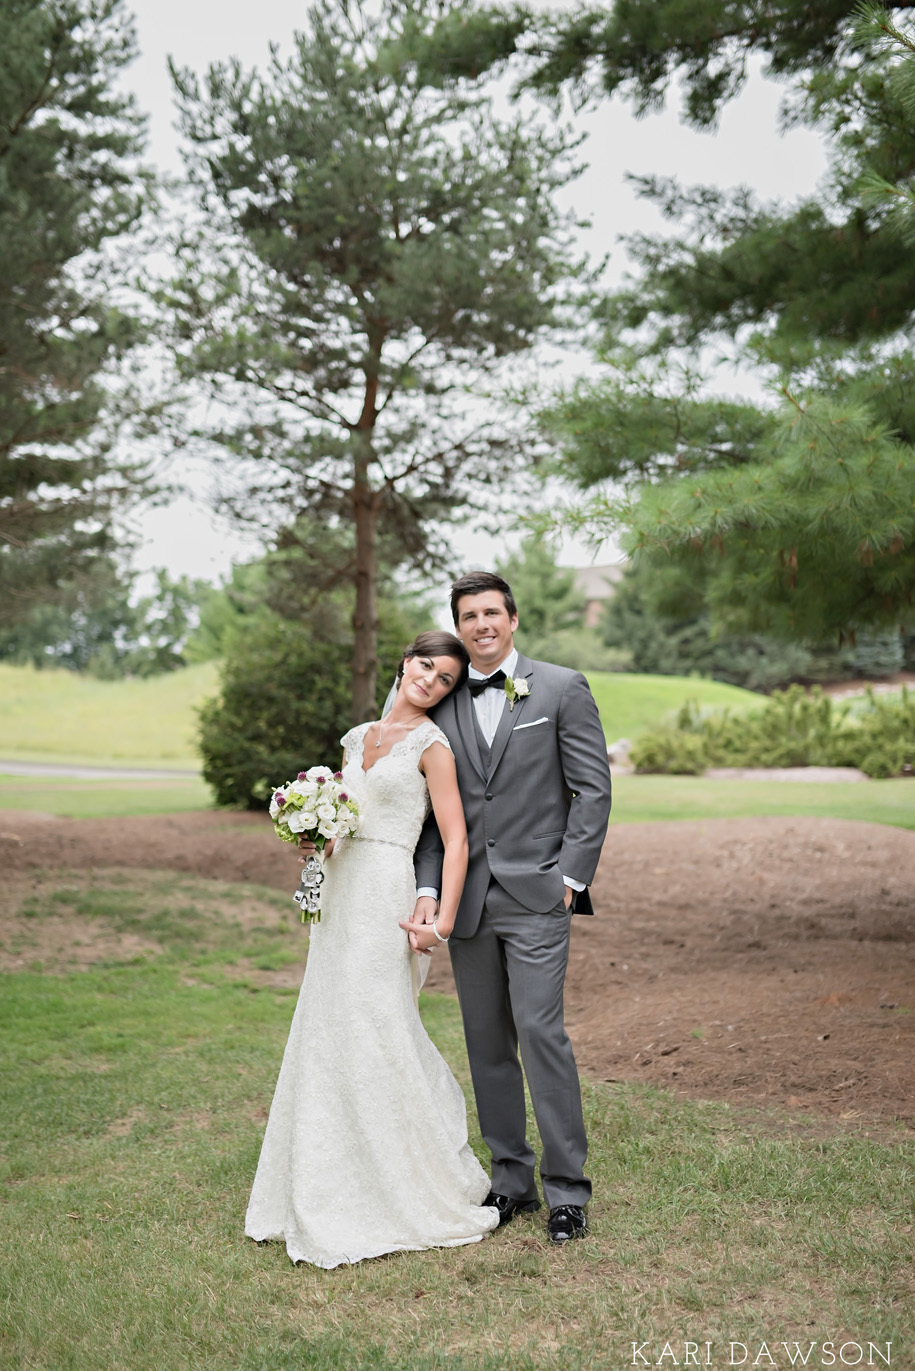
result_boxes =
[334,771,343,780]
[297,771,307,780]
[339,792,348,802]
[274,791,285,805]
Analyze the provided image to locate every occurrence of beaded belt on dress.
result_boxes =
[347,834,413,853]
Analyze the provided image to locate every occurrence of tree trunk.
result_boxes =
[351,427,379,723]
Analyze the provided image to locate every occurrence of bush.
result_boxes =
[832,688,915,778]
[630,685,915,779]
[198,600,419,808]
[519,627,632,673]
[850,630,905,679]
[600,569,816,689]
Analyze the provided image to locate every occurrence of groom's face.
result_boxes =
[454,591,518,673]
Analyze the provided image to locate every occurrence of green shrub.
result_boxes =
[832,688,915,778]
[850,629,905,679]
[198,601,419,808]
[630,685,915,779]
[626,726,707,774]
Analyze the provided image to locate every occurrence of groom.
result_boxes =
[407,571,612,1244]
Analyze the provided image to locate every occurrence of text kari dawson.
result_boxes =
[630,1343,892,1368]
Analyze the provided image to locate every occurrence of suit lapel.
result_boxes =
[487,654,534,780]
[453,684,486,781]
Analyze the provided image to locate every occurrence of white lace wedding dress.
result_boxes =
[244,719,499,1268]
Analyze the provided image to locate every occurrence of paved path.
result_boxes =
[0,760,200,781]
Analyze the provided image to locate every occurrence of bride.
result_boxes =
[244,631,500,1267]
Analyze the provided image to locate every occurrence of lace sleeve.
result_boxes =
[416,720,453,759]
[340,722,370,761]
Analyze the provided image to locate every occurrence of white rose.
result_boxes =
[514,678,530,697]
[291,778,319,798]
[317,821,336,839]
[316,804,335,822]
[286,811,308,833]
[306,766,330,782]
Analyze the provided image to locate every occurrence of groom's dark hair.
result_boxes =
[450,571,517,624]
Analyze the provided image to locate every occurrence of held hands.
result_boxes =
[399,895,445,957]
[399,889,571,955]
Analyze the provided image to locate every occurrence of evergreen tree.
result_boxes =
[162,0,586,722]
[417,2,902,126]
[494,535,627,670]
[523,3,915,644]
[601,562,827,689]
[0,563,213,677]
[497,536,586,642]
[0,0,153,628]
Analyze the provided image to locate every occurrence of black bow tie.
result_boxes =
[468,669,507,697]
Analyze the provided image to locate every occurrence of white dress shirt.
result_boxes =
[469,648,518,746]
[416,648,583,901]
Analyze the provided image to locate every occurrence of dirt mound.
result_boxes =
[2,809,912,1125]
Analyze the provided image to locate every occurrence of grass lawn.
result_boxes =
[2,771,912,831]
[0,661,219,768]
[0,662,761,775]
[612,775,915,831]
[587,672,760,741]
[0,773,214,818]
[0,870,910,1371]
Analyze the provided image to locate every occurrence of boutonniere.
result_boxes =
[504,676,530,711]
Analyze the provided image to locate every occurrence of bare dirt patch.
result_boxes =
[2,809,913,1125]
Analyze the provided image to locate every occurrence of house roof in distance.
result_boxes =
[572,563,626,600]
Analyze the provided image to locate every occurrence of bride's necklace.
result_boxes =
[374,713,424,748]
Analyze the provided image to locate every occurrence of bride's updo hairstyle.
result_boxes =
[396,631,470,694]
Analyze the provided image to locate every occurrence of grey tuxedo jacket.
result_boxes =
[414,655,612,938]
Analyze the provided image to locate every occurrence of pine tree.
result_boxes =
[0,0,152,629]
[162,0,586,721]
[496,536,585,642]
[524,3,915,642]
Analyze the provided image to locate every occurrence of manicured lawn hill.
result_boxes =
[0,661,219,768]
[2,662,913,829]
[3,771,913,830]
[0,661,757,772]
[586,671,759,744]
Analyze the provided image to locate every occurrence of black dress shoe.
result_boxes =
[482,1191,541,1226]
[548,1204,587,1244]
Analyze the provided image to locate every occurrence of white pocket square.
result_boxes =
[513,716,550,731]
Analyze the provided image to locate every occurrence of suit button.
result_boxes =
[487,839,495,847]
[485,793,493,801]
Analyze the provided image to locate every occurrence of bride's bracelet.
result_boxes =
[431,918,450,944]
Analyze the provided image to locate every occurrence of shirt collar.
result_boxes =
[468,647,519,681]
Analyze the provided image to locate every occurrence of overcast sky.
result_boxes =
[121,0,829,589]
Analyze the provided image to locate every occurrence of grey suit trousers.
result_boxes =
[448,880,591,1210]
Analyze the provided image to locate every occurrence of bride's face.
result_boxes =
[400,653,463,709]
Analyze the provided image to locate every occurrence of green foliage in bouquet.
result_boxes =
[630,686,915,780]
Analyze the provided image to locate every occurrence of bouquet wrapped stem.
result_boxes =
[269,768,360,923]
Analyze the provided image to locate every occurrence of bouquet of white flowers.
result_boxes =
[269,767,359,922]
